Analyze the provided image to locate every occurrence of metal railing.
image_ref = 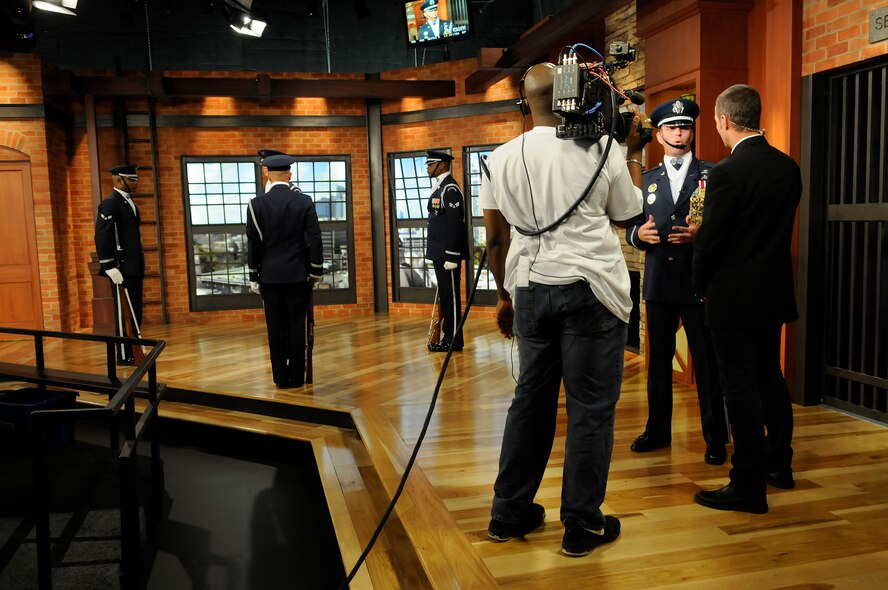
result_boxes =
[0,327,166,589]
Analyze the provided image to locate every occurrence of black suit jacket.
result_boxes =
[425,173,468,264]
[627,157,713,304]
[246,185,324,284]
[95,189,144,278]
[692,135,802,329]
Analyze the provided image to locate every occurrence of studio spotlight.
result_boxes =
[32,0,78,16]
[229,10,267,37]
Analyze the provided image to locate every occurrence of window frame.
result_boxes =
[181,154,356,312]
[387,149,443,304]
[462,144,500,307]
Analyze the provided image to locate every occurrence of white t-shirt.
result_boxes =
[478,126,642,322]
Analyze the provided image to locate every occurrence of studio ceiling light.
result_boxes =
[229,11,267,37]
[32,0,78,16]
[223,0,267,38]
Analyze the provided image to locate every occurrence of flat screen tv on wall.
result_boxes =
[402,0,473,48]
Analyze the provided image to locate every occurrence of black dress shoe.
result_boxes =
[694,483,768,514]
[704,443,727,465]
[118,358,136,366]
[765,470,795,489]
[630,432,671,453]
[427,342,463,352]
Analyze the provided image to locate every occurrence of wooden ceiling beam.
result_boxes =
[43,73,456,100]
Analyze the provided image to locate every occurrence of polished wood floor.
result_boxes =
[2,314,887,589]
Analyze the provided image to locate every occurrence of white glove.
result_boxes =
[444,261,458,271]
[250,281,261,295]
[105,268,124,285]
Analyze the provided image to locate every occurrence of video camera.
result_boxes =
[552,42,651,143]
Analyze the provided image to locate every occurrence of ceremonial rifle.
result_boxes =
[306,283,315,384]
[427,285,442,345]
[118,285,146,365]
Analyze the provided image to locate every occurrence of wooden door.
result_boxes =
[0,160,43,331]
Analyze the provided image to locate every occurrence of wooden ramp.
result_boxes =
[2,315,888,589]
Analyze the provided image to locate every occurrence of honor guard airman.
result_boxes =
[94,164,145,365]
[625,97,729,466]
[246,153,324,388]
[424,150,468,352]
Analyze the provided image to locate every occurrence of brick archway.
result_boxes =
[0,132,30,158]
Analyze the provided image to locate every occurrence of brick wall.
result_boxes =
[607,1,646,352]
[803,0,888,75]
[0,53,63,330]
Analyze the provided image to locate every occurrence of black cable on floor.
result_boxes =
[337,249,488,589]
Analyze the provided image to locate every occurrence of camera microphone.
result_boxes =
[624,90,645,105]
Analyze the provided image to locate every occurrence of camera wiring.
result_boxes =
[337,248,488,590]
[514,93,619,238]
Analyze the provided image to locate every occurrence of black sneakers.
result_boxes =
[561,515,621,557]
[487,503,546,541]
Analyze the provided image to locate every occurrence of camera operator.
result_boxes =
[480,62,647,556]
[625,98,729,466]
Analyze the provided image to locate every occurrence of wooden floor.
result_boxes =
[2,314,888,589]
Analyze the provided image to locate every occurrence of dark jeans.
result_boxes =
[491,281,626,529]
[262,283,309,386]
[645,301,728,445]
[710,324,794,495]
[433,260,463,348]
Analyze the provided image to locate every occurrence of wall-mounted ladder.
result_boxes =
[116,96,168,324]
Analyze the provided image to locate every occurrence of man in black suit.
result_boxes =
[693,84,802,514]
[417,0,452,41]
[246,154,324,388]
[94,164,144,365]
[626,98,728,465]
[425,149,468,352]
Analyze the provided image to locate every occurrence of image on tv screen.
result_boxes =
[403,0,472,47]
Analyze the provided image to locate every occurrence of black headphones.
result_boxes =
[516,62,556,117]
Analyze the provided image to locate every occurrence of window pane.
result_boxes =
[314,161,330,181]
[191,206,208,225]
[192,231,250,295]
[330,161,346,180]
[186,163,205,183]
[396,226,434,288]
[317,229,349,290]
[472,225,496,290]
[224,205,242,224]
[207,205,225,224]
[296,162,313,180]
[204,163,222,183]
[238,162,255,181]
[402,158,416,177]
[221,164,240,183]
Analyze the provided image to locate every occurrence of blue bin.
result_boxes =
[0,388,78,450]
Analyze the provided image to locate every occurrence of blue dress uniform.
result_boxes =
[425,150,468,351]
[627,156,729,456]
[94,164,144,363]
[626,97,728,462]
[246,155,324,388]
